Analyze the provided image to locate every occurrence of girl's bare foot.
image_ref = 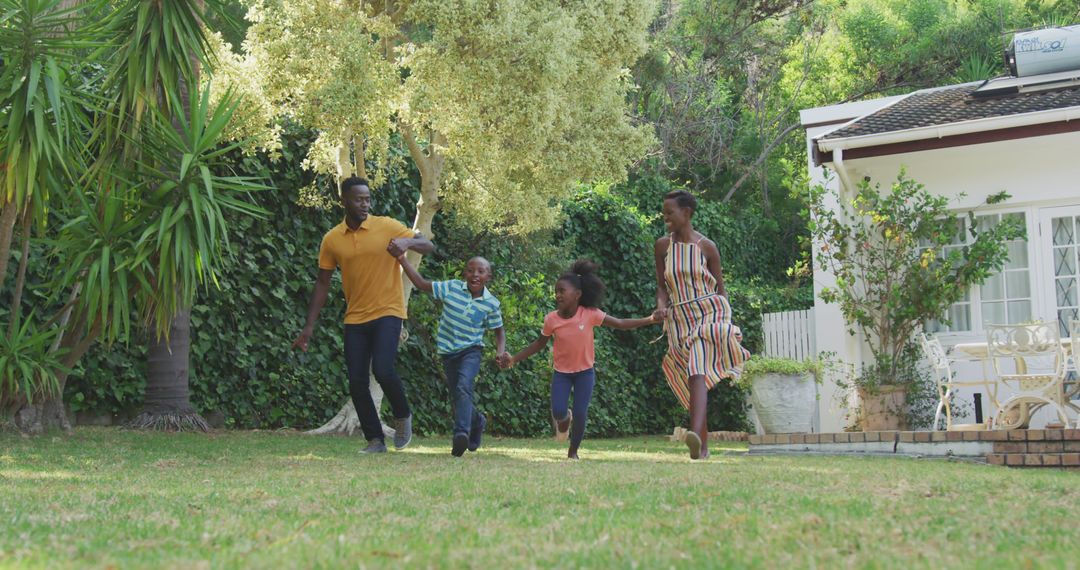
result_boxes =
[553,411,572,442]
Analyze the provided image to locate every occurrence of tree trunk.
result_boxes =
[13,396,72,434]
[308,128,443,436]
[12,307,98,435]
[0,200,18,293]
[129,310,209,431]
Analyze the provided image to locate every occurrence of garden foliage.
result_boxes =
[57,130,809,435]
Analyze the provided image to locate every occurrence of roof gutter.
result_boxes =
[816,106,1080,153]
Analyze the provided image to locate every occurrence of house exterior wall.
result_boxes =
[801,98,903,433]
[804,102,1080,430]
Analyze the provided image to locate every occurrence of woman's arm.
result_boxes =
[700,238,726,297]
[653,237,671,320]
[396,255,433,293]
[601,315,659,330]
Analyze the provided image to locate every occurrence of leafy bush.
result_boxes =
[62,133,810,435]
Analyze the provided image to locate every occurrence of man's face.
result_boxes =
[342,184,372,221]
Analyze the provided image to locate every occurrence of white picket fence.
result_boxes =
[762,308,816,360]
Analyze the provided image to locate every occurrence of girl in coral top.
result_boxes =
[500,260,657,459]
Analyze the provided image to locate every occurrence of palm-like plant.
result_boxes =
[92,0,264,431]
[2,0,266,432]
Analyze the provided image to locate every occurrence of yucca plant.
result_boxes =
[0,313,67,409]
[3,0,266,433]
[0,0,106,289]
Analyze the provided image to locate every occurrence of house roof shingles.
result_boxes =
[819,82,1080,141]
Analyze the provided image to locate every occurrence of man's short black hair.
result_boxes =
[340,176,370,196]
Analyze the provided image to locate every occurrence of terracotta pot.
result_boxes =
[857,384,907,431]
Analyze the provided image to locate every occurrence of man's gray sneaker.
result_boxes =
[359,439,387,454]
[393,415,413,450]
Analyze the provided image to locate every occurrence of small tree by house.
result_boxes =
[807,172,1021,400]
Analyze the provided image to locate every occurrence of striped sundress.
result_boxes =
[660,236,750,410]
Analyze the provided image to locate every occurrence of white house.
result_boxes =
[801,71,1080,432]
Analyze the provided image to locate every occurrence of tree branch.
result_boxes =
[722,121,802,201]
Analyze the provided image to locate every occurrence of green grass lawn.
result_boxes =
[1,428,1078,569]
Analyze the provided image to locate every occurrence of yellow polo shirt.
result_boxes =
[318,216,416,324]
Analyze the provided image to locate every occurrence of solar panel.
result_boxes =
[973,69,1080,97]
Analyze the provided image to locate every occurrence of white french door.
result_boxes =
[1037,205,1080,337]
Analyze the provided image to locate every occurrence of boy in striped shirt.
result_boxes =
[397,255,507,457]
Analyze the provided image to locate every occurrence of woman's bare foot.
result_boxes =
[685,431,702,460]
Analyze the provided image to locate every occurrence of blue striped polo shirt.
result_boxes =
[432,280,504,355]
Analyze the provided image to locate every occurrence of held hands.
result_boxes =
[386,238,410,258]
[651,306,668,322]
[496,352,513,369]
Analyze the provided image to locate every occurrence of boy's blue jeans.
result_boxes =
[441,346,483,436]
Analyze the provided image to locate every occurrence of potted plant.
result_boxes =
[738,356,823,434]
[807,172,1021,430]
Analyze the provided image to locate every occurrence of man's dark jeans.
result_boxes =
[344,316,411,443]
[441,346,483,437]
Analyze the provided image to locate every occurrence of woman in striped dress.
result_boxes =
[653,190,750,460]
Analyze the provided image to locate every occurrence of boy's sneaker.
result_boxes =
[359,439,387,454]
[553,410,572,442]
[393,415,413,450]
[451,433,469,457]
[468,413,486,452]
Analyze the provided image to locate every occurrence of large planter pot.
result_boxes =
[749,372,816,434]
[857,385,907,431]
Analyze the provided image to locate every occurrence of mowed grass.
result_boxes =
[1,429,1078,569]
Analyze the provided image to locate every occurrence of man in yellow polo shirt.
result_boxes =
[293,177,434,454]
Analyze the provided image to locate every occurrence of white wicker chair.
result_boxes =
[918,333,998,431]
[985,322,1071,430]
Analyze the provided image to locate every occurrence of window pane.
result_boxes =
[1054,247,1076,277]
[1056,277,1077,307]
[948,304,971,331]
[981,274,1004,301]
[1004,212,1028,239]
[1005,241,1028,269]
[1059,309,1079,338]
[1005,271,1030,298]
[1053,217,1075,246]
[976,214,998,232]
[1007,301,1031,323]
[982,302,1005,325]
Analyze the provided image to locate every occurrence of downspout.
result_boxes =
[832,147,855,195]
[829,147,865,422]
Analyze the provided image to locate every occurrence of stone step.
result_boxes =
[748,428,1080,467]
[986,453,1080,467]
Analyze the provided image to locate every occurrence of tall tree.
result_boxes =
[241,0,657,433]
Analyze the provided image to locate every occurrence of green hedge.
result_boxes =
[62,132,810,435]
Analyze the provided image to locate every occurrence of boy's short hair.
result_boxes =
[467,256,493,275]
[340,176,370,196]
